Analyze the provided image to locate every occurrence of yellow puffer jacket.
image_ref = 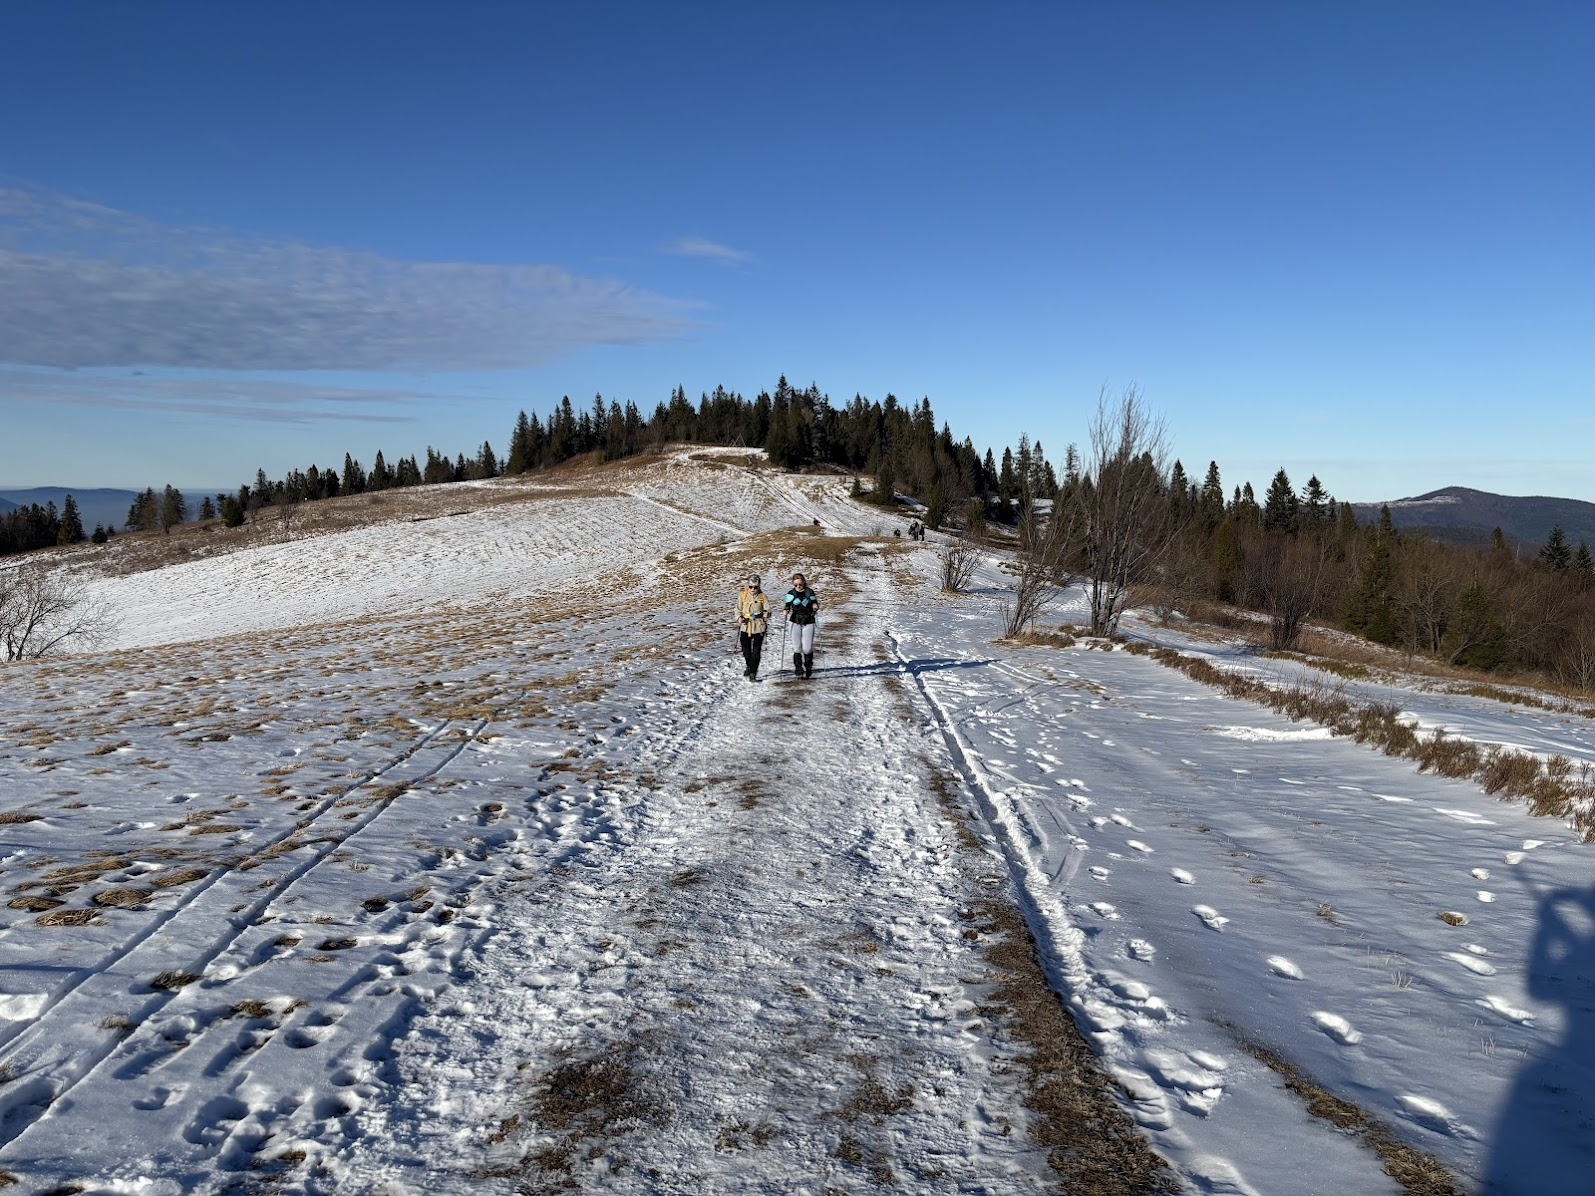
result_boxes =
[738,587,771,635]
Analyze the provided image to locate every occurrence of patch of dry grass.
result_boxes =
[969,899,1178,1193]
[36,908,102,927]
[149,867,209,888]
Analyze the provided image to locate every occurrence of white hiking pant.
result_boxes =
[789,622,816,653]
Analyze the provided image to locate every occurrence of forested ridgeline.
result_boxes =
[10,378,1595,692]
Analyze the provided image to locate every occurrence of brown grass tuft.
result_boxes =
[970,899,1178,1192]
[92,887,154,908]
[7,895,63,912]
[149,867,209,888]
[36,908,101,927]
[149,970,197,990]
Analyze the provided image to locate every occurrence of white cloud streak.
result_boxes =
[0,367,436,424]
[0,183,698,371]
[662,235,755,265]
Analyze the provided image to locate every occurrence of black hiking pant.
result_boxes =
[739,631,765,676]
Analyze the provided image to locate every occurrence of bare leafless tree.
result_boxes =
[1247,532,1334,650]
[940,542,980,593]
[0,566,115,661]
[1002,500,1080,637]
[1062,387,1183,635]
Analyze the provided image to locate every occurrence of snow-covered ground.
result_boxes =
[1,449,1592,1193]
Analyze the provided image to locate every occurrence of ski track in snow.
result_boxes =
[3,449,1595,1193]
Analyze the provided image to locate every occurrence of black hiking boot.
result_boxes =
[803,653,814,678]
[793,652,803,675]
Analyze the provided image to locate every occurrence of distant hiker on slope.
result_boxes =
[785,572,819,678]
[737,575,772,681]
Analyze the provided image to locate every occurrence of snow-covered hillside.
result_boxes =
[1,448,1591,1194]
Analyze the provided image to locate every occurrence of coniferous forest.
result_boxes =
[8,376,1595,691]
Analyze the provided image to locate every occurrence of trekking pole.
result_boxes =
[780,618,790,676]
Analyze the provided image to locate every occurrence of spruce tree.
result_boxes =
[160,486,187,534]
[1261,468,1299,534]
[1574,539,1594,578]
[1539,525,1572,571]
[58,495,85,544]
[1301,475,1330,526]
[1336,501,1358,542]
[1344,506,1398,644]
[1199,461,1224,530]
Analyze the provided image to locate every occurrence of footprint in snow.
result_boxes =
[1128,939,1156,961]
[1446,951,1497,976]
[1477,891,1496,903]
[1471,868,1490,881]
[1192,905,1229,930]
[1503,851,1525,865]
[1089,902,1120,920]
[1088,866,1111,881]
[1089,817,1108,829]
[1311,1011,1363,1046]
[1170,868,1195,885]
[1267,955,1304,980]
[1110,813,1134,827]
[1127,840,1153,854]
[1477,995,1534,1024]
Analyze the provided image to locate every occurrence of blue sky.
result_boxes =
[1,2,1590,501]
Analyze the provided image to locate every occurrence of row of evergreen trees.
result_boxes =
[0,496,87,556]
[206,378,1059,536]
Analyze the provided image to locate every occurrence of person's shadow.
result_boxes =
[1484,887,1595,1194]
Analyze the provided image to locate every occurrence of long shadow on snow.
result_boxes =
[1484,885,1595,1194]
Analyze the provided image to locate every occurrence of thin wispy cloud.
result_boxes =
[662,235,755,265]
[0,366,436,424]
[0,183,698,372]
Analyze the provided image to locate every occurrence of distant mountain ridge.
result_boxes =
[0,487,141,532]
[1351,486,1595,550]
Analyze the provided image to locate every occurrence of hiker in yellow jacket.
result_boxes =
[737,575,772,681]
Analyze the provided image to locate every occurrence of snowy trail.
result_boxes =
[338,559,1060,1193]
